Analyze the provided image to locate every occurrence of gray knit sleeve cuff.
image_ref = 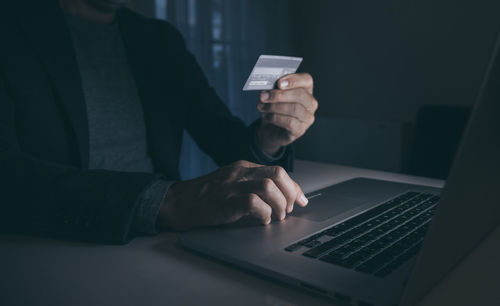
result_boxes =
[132,179,174,235]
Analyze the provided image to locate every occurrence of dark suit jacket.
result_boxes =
[0,1,293,243]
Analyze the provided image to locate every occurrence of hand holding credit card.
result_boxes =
[243,55,318,158]
[243,55,303,91]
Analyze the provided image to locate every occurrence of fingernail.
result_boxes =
[300,194,309,205]
[280,80,289,88]
[261,91,270,101]
[288,205,294,213]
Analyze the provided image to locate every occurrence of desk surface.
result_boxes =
[1,160,498,306]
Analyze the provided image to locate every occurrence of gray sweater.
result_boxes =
[66,14,169,234]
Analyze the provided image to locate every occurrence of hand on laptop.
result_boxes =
[256,73,318,156]
[157,160,309,230]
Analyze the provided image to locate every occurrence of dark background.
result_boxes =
[129,0,500,179]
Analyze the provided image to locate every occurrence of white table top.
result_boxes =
[1,160,498,306]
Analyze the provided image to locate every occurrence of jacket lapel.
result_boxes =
[20,1,89,168]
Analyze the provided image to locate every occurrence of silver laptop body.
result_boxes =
[180,34,500,305]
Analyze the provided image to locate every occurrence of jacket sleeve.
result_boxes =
[166,27,294,170]
[0,75,157,244]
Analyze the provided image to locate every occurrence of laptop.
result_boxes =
[179,33,500,305]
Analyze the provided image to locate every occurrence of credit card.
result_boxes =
[243,55,303,91]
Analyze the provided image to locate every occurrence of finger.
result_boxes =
[232,160,263,168]
[202,192,247,226]
[235,193,272,224]
[260,88,318,113]
[257,102,314,125]
[223,161,263,182]
[246,166,308,213]
[238,179,288,220]
[216,160,263,184]
[293,180,308,207]
[262,113,309,138]
[278,73,314,94]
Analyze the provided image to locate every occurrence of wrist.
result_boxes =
[256,125,283,156]
[157,181,198,231]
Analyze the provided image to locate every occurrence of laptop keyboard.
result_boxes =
[285,191,439,278]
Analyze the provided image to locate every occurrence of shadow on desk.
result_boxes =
[152,232,336,306]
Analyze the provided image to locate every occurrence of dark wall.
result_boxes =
[292,0,500,121]
[130,0,500,174]
[291,0,500,172]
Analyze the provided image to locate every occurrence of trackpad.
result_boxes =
[292,194,368,222]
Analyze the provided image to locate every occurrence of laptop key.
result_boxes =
[303,236,347,258]
[285,243,303,252]
[355,261,382,274]
[303,240,321,248]
[320,254,358,269]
